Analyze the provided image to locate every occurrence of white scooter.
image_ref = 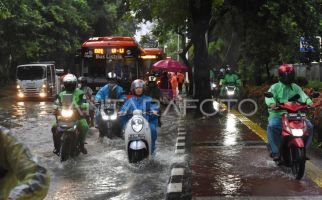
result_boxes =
[123,109,154,163]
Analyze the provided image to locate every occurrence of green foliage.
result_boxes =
[307,80,322,89]
[0,0,137,80]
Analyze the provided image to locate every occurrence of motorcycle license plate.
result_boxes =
[129,134,145,140]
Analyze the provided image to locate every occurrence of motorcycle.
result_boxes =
[123,109,157,163]
[264,91,319,179]
[55,94,81,162]
[97,99,122,139]
[210,81,220,98]
[224,83,237,99]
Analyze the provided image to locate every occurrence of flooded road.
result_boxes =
[188,113,322,199]
[0,97,181,200]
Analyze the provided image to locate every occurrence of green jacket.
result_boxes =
[0,127,50,200]
[54,88,89,111]
[220,73,242,86]
[265,81,313,120]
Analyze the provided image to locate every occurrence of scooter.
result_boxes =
[264,91,319,179]
[123,109,157,163]
[55,94,81,162]
[97,99,122,139]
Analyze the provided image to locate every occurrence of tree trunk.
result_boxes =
[179,39,193,95]
[189,0,213,117]
[265,63,271,83]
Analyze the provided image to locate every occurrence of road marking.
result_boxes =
[167,183,183,193]
[175,149,185,153]
[176,142,185,147]
[231,109,322,188]
[192,196,322,200]
[171,168,185,176]
[178,131,186,135]
[177,136,186,140]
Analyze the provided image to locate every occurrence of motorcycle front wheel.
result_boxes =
[290,146,306,180]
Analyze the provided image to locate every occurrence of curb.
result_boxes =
[166,99,188,200]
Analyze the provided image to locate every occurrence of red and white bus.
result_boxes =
[77,37,143,93]
[140,48,165,73]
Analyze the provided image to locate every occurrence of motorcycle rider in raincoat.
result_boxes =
[52,74,89,155]
[265,64,314,161]
[219,66,242,97]
[145,75,163,127]
[119,79,159,153]
[94,72,127,130]
[78,76,94,127]
[0,126,49,200]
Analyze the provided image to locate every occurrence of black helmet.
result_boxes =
[63,74,77,92]
[78,76,87,85]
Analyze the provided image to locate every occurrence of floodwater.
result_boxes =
[0,97,183,200]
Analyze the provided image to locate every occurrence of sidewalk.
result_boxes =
[0,84,16,99]
[184,110,322,199]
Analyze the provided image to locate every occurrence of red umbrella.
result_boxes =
[152,58,188,72]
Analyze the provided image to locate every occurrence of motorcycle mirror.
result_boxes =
[311,91,320,98]
[264,92,274,98]
[288,94,301,102]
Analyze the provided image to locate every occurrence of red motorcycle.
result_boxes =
[265,92,319,179]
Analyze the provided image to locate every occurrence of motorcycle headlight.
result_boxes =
[227,90,235,96]
[61,109,73,118]
[211,83,216,88]
[110,113,117,120]
[291,129,304,137]
[131,117,143,133]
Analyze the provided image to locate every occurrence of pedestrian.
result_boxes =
[170,72,178,99]
[177,72,185,94]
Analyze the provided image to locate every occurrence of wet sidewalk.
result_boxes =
[184,112,322,199]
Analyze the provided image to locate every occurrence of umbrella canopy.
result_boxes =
[152,58,188,72]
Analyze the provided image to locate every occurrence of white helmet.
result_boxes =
[63,74,77,92]
[131,79,145,94]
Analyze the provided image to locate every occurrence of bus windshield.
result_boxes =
[84,58,137,80]
[17,66,45,80]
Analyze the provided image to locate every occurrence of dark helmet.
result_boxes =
[226,66,232,74]
[78,76,87,86]
[148,76,157,82]
[278,64,295,85]
[106,72,117,80]
[63,74,77,92]
[131,79,145,95]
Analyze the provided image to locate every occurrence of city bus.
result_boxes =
[140,48,165,73]
[77,36,143,94]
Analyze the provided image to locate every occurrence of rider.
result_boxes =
[219,66,242,97]
[0,126,49,200]
[265,64,314,161]
[78,76,94,127]
[95,72,127,133]
[52,73,89,154]
[119,79,159,153]
[145,75,163,127]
